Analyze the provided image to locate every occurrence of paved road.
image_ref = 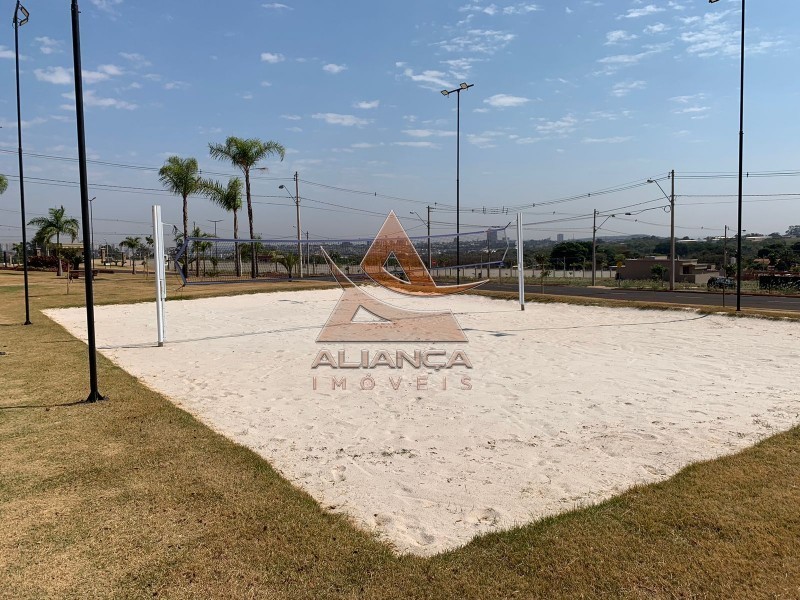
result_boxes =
[480,282,800,312]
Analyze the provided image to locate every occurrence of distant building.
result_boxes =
[620,256,718,285]
[487,229,498,244]
[557,233,564,242]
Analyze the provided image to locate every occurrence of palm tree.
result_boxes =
[208,137,285,278]
[0,173,8,195]
[187,226,213,277]
[119,236,142,274]
[158,156,201,275]
[28,205,79,277]
[200,177,243,276]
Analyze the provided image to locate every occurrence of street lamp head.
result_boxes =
[708,0,720,3]
[278,184,286,189]
[646,179,654,183]
[90,196,96,201]
[440,89,449,96]
[460,82,469,89]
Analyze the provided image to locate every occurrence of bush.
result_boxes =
[27,255,68,271]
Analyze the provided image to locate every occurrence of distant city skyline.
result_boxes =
[1,0,799,247]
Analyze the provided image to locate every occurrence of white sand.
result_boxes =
[45,289,800,556]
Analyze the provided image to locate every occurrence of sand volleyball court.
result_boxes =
[46,289,800,555]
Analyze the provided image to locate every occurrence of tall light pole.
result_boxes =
[410,209,431,269]
[592,211,631,285]
[710,0,744,311]
[13,1,31,325]
[647,172,675,291]
[208,219,223,237]
[441,82,473,285]
[279,173,303,277]
[72,0,104,403]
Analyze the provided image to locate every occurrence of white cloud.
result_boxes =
[566,7,573,14]
[392,141,438,148]
[119,52,151,68]
[281,114,302,120]
[61,90,136,110]
[0,117,47,130]
[483,94,530,108]
[260,52,285,63]
[442,58,478,79]
[261,81,272,87]
[35,37,62,55]
[322,63,347,74]
[351,142,381,149]
[312,113,370,127]
[402,68,452,89]
[163,81,189,90]
[618,5,664,19]
[262,2,292,9]
[0,46,15,60]
[402,129,455,138]
[354,100,380,109]
[582,136,632,144]
[611,80,646,97]
[82,64,124,84]
[437,29,516,54]
[459,3,541,16]
[670,93,707,104]
[605,30,637,45]
[672,105,709,115]
[90,0,123,12]
[597,43,670,72]
[35,66,72,85]
[644,23,669,34]
[535,115,578,136]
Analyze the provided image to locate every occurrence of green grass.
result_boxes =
[1,269,799,598]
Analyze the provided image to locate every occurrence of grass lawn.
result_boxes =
[1,269,799,598]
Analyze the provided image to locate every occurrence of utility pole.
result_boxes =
[208,219,223,237]
[723,224,728,308]
[427,205,432,271]
[591,209,597,286]
[670,169,675,291]
[295,171,302,278]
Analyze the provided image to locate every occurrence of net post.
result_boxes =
[517,213,525,311]
[152,205,166,346]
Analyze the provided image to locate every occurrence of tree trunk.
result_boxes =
[182,193,189,278]
[132,252,136,275]
[233,208,241,277]
[56,233,62,277]
[245,168,257,278]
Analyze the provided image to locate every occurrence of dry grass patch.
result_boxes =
[1,269,799,598]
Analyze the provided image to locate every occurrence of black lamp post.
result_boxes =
[71,0,105,403]
[710,0,745,311]
[441,82,473,284]
[13,1,31,325]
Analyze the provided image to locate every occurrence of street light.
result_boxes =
[409,209,432,269]
[710,0,744,311]
[13,1,31,325]
[647,171,675,291]
[441,82,473,284]
[279,173,303,277]
[592,211,631,285]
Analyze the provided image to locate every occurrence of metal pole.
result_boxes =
[427,205,431,271]
[71,0,104,403]
[295,171,302,278]
[736,0,745,312]
[456,89,461,285]
[90,196,95,266]
[591,209,597,286]
[14,2,31,325]
[723,225,728,308]
[517,213,525,311]
[670,169,675,291]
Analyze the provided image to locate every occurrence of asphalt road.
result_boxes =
[480,282,800,312]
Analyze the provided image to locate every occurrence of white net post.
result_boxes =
[517,213,525,311]
[152,205,167,346]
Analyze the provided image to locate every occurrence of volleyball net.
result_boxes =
[173,225,511,286]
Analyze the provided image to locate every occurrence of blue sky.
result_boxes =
[1,0,799,247]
